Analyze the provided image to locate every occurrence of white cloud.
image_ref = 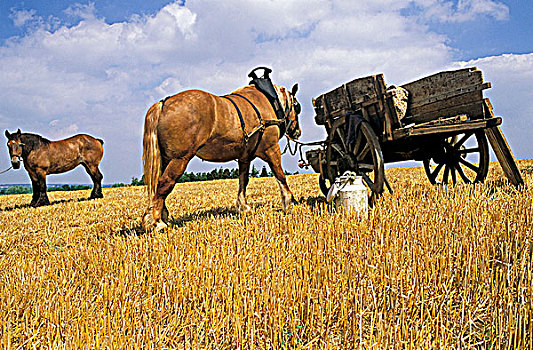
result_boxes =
[453,53,533,159]
[9,9,37,27]
[412,0,509,23]
[64,2,98,21]
[0,0,526,183]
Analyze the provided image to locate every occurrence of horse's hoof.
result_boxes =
[237,203,252,213]
[155,222,168,232]
[282,202,294,213]
[161,206,169,223]
[142,212,154,230]
[142,212,168,232]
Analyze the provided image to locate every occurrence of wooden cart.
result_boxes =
[306,67,524,196]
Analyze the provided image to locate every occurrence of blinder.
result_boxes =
[284,94,301,139]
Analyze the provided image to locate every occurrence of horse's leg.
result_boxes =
[25,168,39,206]
[82,163,103,199]
[260,147,295,211]
[34,169,50,206]
[159,159,171,224]
[30,178,39,206]
[149,157,190,230]
[237,161,252,212]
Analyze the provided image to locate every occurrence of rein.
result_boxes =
[0,166,13,175]
[281,136,326,168]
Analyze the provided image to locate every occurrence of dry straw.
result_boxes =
[0,161,532,349]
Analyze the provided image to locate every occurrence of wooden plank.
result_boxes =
[486,127,524,187]
[401,67,488,124]
[314,74,387,121]
[482,99,524,187]
[345,74,385,106]
[402,67,483,102]
[409,82,491,108]
[408,92,485,123]
[393,117,501,139]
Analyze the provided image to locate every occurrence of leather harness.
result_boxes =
[221,93,264,144]
[222,91,290,161]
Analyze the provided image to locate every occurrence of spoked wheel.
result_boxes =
[319,118,385,197]
[423,130,489,184]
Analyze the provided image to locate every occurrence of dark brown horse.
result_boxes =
[142,81,301,230]
[5,129,104,206]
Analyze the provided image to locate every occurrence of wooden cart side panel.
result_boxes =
[409,91,485,123]
[344,74,385,106]
[402,67,483,101]
[314,74,386,122]
[401,67,487,124]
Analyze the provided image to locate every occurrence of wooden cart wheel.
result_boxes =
[320,119,385,196]
[423,130,489,185]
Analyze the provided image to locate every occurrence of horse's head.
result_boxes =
[5,129,23,169]
[278,83,302,140]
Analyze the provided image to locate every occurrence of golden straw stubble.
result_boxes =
[0,161,532,348]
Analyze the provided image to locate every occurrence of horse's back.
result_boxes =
[154,90,222,157]
[57,134,104,162]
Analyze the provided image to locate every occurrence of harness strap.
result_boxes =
[231,93,262,124]
[264,119,285,127]
[222,93,268,161]
[230,92,291,136]
[221,95,249,142]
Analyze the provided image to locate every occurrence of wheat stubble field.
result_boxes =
[0,161,532,349]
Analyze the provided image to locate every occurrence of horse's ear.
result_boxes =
[291,83,299,96]
[16,128,21,136]
[5,130,10,138]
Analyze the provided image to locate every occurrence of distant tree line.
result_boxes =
[125,165,296,186]
[1,166,299,195]
[0,184,90,195]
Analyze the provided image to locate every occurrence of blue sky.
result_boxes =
[0,0,531,184]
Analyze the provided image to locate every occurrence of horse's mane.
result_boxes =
[20,133,51,151]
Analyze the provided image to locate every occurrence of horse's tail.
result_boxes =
[143,102,163,206]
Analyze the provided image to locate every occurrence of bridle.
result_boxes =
[7,140,24,164]
[283,92,301,140]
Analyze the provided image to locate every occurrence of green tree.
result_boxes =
[131,176,145,186]
[251,165,259,177]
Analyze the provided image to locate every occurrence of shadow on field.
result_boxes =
[169,206,238,227]
[115,206,239,236]
[296,195,327,208]
[485,179,526,195]
[115,197,329,237]
[0,197,94,212]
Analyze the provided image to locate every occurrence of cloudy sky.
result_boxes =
[0,0,531,184]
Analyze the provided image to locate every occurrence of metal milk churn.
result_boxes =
[326,171,368,217]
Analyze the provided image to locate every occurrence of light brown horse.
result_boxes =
[5,129,104,206]
[142,82,301,230]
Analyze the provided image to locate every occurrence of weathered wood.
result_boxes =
[402,67,488,124]
[409,82,490,108]
[344,75,385,106]
[482,99,524,187]
[313,74,390,124]
[313,73,405,140]
[402,67,483,101]
[393,117,501,139]
[409,94,485,123]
